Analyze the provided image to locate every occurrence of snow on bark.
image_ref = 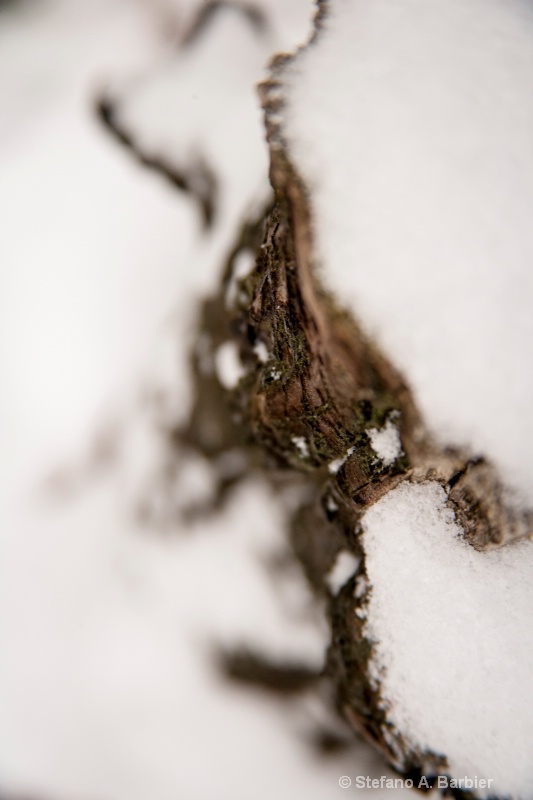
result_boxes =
[362,481,533,797]
[240,0,533,795]
[367,415,403,468]
[281,0,533,508]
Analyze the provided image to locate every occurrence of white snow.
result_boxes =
[367,417,402,467]
[253,339,270,364]
[325,494,339,514]
[215,341,247,390]
[292,436,310,459]
[0,0,163,146]
[225,248,256,308]
[328,445,356,475]
[362,481,533,798]
[326,550,359,595]
[281,0,533,503]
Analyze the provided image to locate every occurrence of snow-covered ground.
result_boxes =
[0,2,413,799]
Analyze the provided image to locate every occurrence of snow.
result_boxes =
[226,248,256,308]
[215,341,247,390]
[325,550,359,595]
[281,0,533,503]
[0,0,202,509]
[253,339,270,364]
[0,465,335,800]
[362,481,533,798]
[0,0,163,146]
[292,436,310,459]
[367,416,402,468]
[328,445,355,475]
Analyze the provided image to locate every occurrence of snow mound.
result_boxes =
[281,0,533,502]
[362,481,533,798]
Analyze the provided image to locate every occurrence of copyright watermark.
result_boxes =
[338,775,494,791]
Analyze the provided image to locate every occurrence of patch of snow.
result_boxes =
[362,481,533,798]
[281,0,533,502]
[226,248,256,308]
[326,550,359,595]
[292,436,310,459]
[215,341,246,390]
[325,493,339,514]
[328,445,355,475]
[367,417,402,467]
[354,573,369,601]
[253,339,270,364]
